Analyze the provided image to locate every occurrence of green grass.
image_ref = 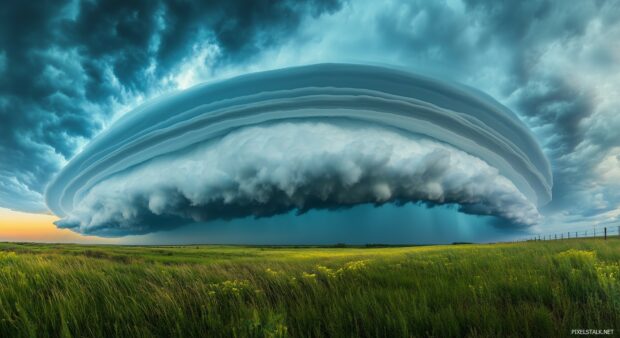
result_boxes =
[0,239,618,337]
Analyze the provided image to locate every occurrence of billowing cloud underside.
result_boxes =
[45,64,552,236]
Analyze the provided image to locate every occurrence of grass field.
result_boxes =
[0,239,618,337]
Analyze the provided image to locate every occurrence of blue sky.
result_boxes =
[1,0,619,244]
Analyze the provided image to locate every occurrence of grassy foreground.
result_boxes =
[0,239,618,337]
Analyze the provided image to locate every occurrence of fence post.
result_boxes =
[575,232,577,238]
[605,227,607,240]
[555,234,557,240]
[561,233,564,240]
[568,232,570,239]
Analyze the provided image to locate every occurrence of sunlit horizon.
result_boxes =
[0,208,116,244]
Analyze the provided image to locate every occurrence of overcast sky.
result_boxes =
[1,0,619,243]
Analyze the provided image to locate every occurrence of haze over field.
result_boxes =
[1,0,620,243]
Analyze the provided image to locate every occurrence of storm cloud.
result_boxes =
[259,0,620,228]
[0,0,340,213]
[46,64,550,235]
[2,0,619,240]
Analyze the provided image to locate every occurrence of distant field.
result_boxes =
[0,239,618,337]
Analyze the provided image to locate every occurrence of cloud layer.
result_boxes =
[56,122,540,236]
[4,0,616,238]
[46,64,550,236]
[0,0,340,213]
[253,0,620,229]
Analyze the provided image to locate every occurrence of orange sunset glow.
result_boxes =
[0,208,115,243]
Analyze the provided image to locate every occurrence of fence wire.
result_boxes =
[519,225,620,242]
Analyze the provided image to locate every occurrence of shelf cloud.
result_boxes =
[45,64,552,236]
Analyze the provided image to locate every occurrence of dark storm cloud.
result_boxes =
[298,0,620,222]
[46,64,549,236]
[3,0,619,237]
[0,0,341,212]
